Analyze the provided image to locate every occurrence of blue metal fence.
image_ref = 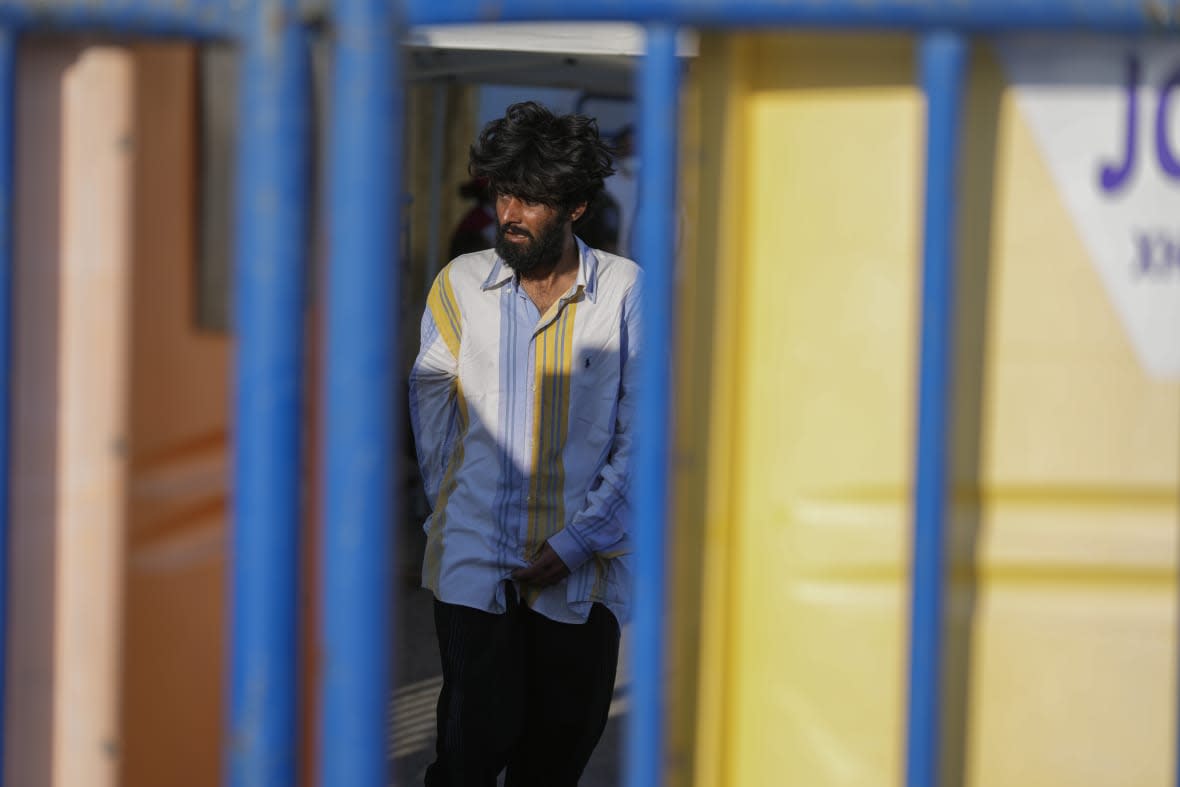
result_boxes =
[228,1,313,781]
[628,22,680,787]
[0,1,1174,786]
[907,31,969,787]
[321,0,401,783]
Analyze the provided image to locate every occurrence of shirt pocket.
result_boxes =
[570,339,621,412]
[568,343,620,473]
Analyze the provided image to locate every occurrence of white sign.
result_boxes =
[997,37,1180,379]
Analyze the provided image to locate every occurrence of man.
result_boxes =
[409,101,640,787]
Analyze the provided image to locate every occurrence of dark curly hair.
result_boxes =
[468,101,616,212]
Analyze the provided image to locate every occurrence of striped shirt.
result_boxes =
[409,239,641,625]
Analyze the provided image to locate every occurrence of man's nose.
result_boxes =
[499,196,521,224]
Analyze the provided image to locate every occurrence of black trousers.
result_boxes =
[424,585,620,787]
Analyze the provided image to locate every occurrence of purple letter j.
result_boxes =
[1100,55,1140,194]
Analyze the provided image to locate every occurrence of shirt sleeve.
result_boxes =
[409,269,463,508]
[547,279,641,571]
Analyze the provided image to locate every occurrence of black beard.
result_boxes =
[495,217,567,275]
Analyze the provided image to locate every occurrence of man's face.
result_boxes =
[494,193,569,275]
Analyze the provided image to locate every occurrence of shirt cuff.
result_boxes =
[547,527,592,574]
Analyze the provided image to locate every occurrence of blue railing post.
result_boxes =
[626,22,679,787]
[320,0,400,782]
[402,0,1170,33]
[227,2,313,784]
[0,27,14,783]
[906,30,969,787]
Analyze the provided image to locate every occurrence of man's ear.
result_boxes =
[569,202,588,223]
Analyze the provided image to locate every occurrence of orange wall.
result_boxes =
[120,44,232,787]
[3,39,469,787]
[4,42,235,787]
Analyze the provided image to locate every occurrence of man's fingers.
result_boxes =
[512,543,571,587]
[512,563,540,581]
[512,563,553,584]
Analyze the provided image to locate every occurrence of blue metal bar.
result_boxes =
[0,27,13,784]
[406,0,1178,32]
[227,1,312,784]
[0,1,239,39]
[906,30,969,787]
[319,0,400,781]
[626,22,679,787]
[0,0,1167,37]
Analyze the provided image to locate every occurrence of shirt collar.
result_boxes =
[480,256,513,291]
[575,237,599,303]
[480,236,600,304]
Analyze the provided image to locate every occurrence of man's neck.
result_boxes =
[518,234,579,290]
[518,234,580,314]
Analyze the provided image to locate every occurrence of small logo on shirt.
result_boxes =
[584,357,591,369]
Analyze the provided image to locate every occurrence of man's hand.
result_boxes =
[512,542,571,588]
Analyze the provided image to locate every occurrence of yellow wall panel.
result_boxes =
[683,33,1179,787]
[683,33,921,787]
[958,44,1177,787]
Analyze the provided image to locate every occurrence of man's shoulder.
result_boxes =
[437,249,498,292]
[588,248,641,294]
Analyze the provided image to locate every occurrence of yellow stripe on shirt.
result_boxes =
[527,301,578,560]
[427,265,462,359]
[591,557,607,601]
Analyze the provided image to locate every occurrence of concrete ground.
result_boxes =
[392,522,628,787]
